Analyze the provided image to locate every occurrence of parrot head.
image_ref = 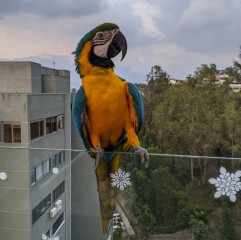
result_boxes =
[73,22,127,77]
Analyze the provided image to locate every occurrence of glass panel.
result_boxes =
[31,168,36,184]
[3,124,12,143]
[30,121,39,140]
[53,181,65,202]
[52,213,64,235]
[61,151,65,162]
[58,115,64,129]
[51,117,57,132]
[45,230,50,238]
[13,125,21,143]
[43,161,49,175]
[46,118,51,135]
[32,194,51,224]
[51,156,57,168]
[36,164,44,181]
[55,152,61,165]
[39,120,44,137]
[4,146,241,239]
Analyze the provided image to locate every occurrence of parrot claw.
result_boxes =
[133,146,149,168]
[90,147,104,169]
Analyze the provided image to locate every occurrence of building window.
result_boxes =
[57,115,64,130]
[30,120,44,140]
[53,181,65,202]
[3,123,21,143]
[31,168,36,184]
[31,159,51,184]
[31,152,64,184]
[13,125,21,143]
[52,213,64,236]
[46,117,57,135]
[45,230,50,238]
[36,164,44,181]
[4,124,12,143]
[50,152,65,170]
[32,194,51,224]
[36,160,50,181]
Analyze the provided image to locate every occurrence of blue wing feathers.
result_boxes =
[72,87,96,155]
[126,82,144,133]
[72,87,86,142]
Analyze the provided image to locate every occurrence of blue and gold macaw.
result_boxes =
[72,22,149,233]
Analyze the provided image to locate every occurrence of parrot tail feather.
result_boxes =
[95,153,122,234]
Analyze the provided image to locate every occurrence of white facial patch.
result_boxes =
[93,42,110,58]
[93,29,119,58]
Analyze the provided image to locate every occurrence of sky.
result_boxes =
[1,0,241,88]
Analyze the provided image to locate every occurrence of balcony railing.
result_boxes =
[1,146,241,240]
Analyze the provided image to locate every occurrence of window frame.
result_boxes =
[31,159,51,184]
[30,119,44,141]
[46,116,57,135]
[57,115,64,130]
[52,212,65,236]
[31,151,64,185]
[52,181,65,203]
[32,194,51,224]
[2,122,21,143]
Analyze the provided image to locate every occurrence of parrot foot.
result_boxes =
[133,146,149,168]
[90,147,104,169]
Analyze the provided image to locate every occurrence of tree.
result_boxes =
[222,67,241,83]
[233,45,241,80]
[220,200,237,240]
[187,63,219,86]
[152,82,241,182]
[140,65,170,147]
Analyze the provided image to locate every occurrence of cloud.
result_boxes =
[0,0,240,85]
[174,0,241,54]
[0,0,103,19]
[131,1,165,39]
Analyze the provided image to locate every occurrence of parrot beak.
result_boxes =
[107,31,127,61]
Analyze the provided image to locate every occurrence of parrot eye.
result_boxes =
[97,32,104,39]
[93,30,113,46]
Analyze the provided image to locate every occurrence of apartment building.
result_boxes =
[0,62,71,240]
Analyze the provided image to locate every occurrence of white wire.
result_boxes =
[0,144,240,160]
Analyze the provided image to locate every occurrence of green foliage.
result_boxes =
[113,222,123,240]
[232,46,241,82]
[220,200,237,240]
[127,158,203,231]
[188,208,209,240]
[149,79,241,160]
[143,65,170,131]
[189,218,209,240]
[186,63,219,87]
[132,203,155,229]
[142,128,157,148]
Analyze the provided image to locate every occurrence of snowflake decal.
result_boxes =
[209,166,241,202]
[110,168,132,191]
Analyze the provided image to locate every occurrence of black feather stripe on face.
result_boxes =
[89,49,115,69]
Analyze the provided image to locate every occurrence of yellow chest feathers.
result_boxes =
[83,72,127,104]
